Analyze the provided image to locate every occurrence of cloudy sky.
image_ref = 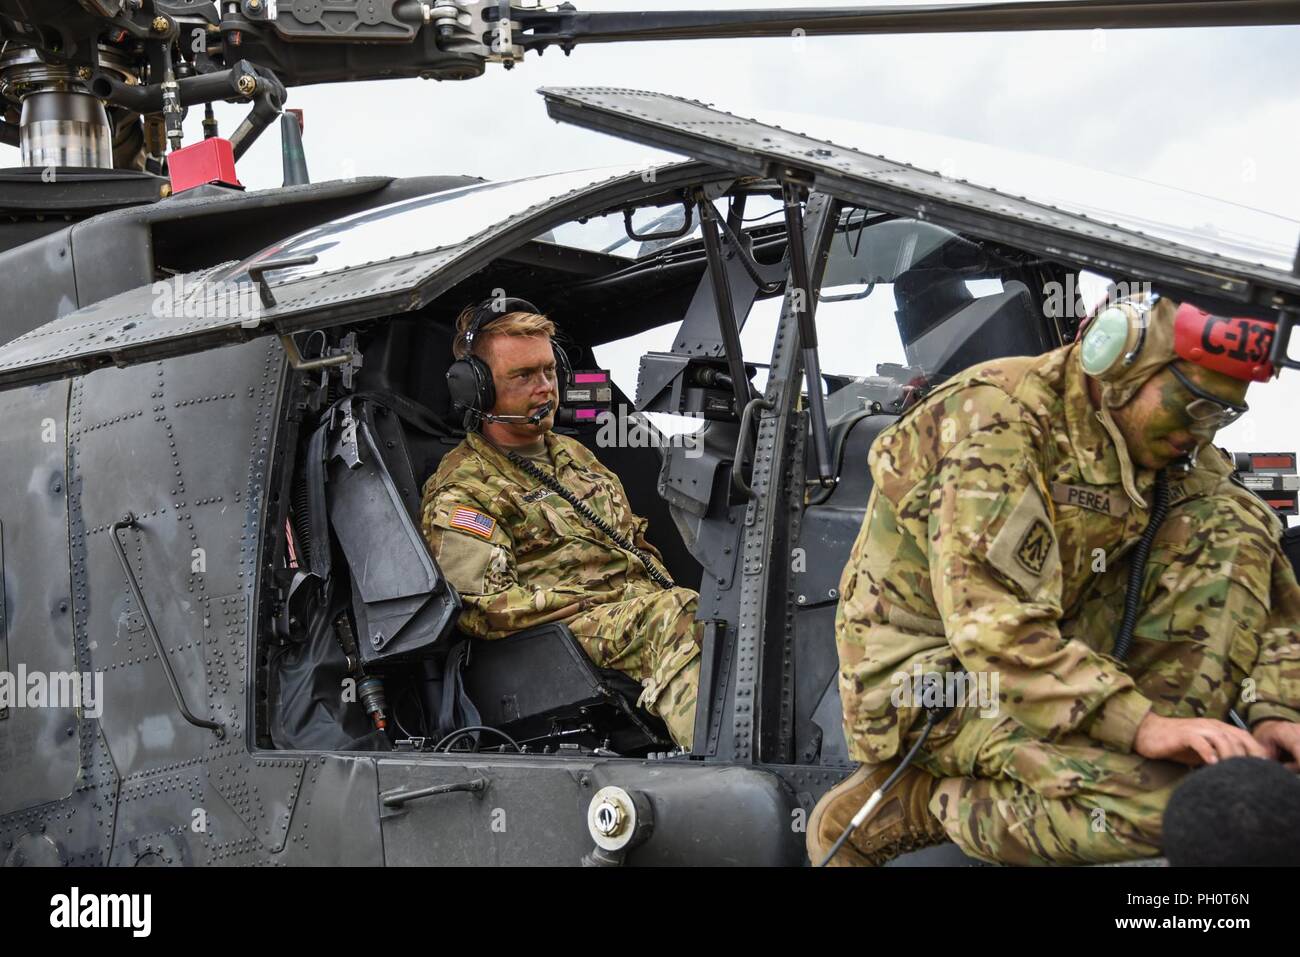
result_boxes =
[4,0,1296,487]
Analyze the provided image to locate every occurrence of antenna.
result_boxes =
[281,110,309,187]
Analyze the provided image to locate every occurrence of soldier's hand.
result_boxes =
[1133,713,1271,766]
[1251,719,1300,771]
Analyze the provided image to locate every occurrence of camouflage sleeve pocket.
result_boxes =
[434,530,510,597]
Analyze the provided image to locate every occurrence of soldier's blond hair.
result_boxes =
[453,306,556,360]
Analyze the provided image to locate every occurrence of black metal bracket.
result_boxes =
[279,333,355,372]
[1271,309,1299,371]
[228,65,288,161]
[248,253,318,308]
[781,183,834,487]
[695,190,754,420]
[732,396,774,501]
[381,777,488,809]
[110,514,224,739]
[819,280,876,303]
[714,201,784,296]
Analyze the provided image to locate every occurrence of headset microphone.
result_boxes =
[478,402,553,425]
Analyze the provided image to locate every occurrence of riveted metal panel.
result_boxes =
[377,758,801,865]
[541,87,1300,307]
[0,379,79,813]
[278,755,382,866]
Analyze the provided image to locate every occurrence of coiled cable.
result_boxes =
[505,449,676,590]
[1112,470,1170,662]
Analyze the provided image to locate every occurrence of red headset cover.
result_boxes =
[1173,303,1276,382]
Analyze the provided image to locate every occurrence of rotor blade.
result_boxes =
[516,1,1300,50]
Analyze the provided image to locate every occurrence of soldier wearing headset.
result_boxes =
[419,298,702,750]
[808,291,1300,866]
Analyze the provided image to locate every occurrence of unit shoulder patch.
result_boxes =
[985,484,1060,597]
[1015,518,1053,575]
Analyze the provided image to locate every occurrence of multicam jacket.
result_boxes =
[420,430,671,639]
[835,343,1300,763]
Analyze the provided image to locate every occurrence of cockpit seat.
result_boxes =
[460,622,672,754]
[310,392,462,664]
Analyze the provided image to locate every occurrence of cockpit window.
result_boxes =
[227,166,648,283]
[813,211,1052,421]
[543,192,787,259]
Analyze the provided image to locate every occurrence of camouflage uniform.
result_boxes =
[420,430,702,748]
[835,342,1300,864]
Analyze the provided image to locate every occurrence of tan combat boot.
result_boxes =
[806,760,948,866]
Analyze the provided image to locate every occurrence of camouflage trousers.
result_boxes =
[565,586,702,749]
[906,491,1274,865]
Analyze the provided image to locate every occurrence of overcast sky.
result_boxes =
[4,0,1296,486]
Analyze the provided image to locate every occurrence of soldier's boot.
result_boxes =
[648,657,699,751]
[806,760,947,866]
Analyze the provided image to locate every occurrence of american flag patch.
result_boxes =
[449,506,496,539]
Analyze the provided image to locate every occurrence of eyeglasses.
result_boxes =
[1167,363,1248,428]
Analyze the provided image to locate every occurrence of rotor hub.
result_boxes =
[1,43,137,170]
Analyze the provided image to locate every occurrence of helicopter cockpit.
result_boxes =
[258,168,774,757]
[255,169,1072,764]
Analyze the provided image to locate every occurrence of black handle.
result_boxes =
[1270,310,1299,371]
[382,778,488,808]
[731,396,774,501]
[110,515,224,738]
[248,253,319,308]
[623,200,694,241]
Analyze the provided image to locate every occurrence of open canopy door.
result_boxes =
[539,87,1300,316]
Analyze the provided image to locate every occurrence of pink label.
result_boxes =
[575,408,598,420]
[574,372,608,383]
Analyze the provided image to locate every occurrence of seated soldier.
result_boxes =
[419,298,701,749]
[807,291,1300,866]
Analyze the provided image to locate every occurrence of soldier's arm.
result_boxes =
[924,416,1153,752]
[630,513,667,565]
[1242,549,1300,727]
[420,483,594,639]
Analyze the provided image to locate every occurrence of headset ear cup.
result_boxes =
[445,359,477,411]
[553,342,572,388]
[1081,304,1141,380]
[445,356,496,413]
[470,355,495,412]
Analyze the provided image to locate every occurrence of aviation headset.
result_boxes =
[1079,292,1276,383]
[1078,293,1158,380]
[445,297,572,420]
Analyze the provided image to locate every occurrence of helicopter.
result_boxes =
[1,2,1300,868]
